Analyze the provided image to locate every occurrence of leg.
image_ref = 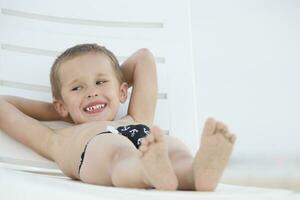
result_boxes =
[110,140,152,189]
[138,126,178,190]
[193,118,236,191]
[80,131,177,190]
[166,136,195,190]
[79,133,143,186]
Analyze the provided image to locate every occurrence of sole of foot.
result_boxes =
[193,118,236,191]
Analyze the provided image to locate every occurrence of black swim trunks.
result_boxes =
[78,124,150,174]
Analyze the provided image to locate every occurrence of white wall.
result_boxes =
[191,0,300,159]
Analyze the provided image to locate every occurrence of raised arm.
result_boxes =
[0,95,73,123]
[0,96,58,160]
[120,48,157,126]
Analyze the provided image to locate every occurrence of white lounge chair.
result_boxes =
[0,0,295,199]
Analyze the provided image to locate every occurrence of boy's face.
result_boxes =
[54,53,127,124]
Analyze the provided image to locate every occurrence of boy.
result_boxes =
[0,44,236,191]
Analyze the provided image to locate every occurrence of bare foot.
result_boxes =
[139,126,178,190]
[193,118,236,191]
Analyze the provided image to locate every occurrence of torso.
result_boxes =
[51,115,137,180]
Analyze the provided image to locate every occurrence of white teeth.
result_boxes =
[85,104,105,112]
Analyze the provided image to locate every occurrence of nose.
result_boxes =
[87,89,99,98]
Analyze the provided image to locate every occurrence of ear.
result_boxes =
[53,98,69,118]
[119,82,129,103]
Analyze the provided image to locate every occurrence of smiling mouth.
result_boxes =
[83,103,107,114]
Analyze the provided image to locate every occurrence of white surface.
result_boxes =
[0,167,295,200]
[222,157,300,192]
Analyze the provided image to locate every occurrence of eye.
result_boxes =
[71,86,82,91]
[96,80,106,85]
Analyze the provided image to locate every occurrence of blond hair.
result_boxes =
[50,43,124,99]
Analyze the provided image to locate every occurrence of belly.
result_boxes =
[54,121,134,179]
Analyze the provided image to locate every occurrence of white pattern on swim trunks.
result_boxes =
[121,125,131,132]
[106,126,119,134]
[129,129,139,137]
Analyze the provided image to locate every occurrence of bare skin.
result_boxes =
[51,118,178,190]
[193,118,236,191]
[134,118,236,191]
[0,48,237,191]
[139,126,178,190]
[52,117,136,180]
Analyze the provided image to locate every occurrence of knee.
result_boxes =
[167,136,190,151]
[166,136,192,160]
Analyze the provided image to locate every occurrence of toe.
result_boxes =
[151,126,165,142]
[224,132,232,139]
[229,134,237,144]
[216,122,229,134]
[222,124,228,133]
[216,122,223,131]
[139,145,148,153]
[203,118,217,136]
[141,138,149,146]
[145,133,154,143]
